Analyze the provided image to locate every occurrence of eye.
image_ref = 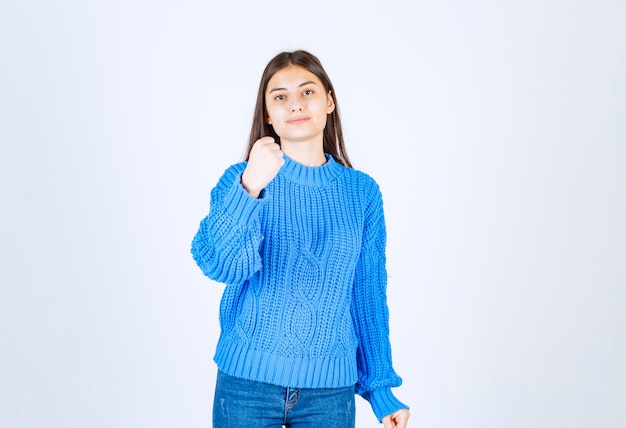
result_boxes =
[274,94,286,101]
[303,89,314,96]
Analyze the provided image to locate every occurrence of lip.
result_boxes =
[287,116,310,124]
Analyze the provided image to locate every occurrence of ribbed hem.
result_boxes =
[279,154,345,186]
[367,387,409,422]
[214,338,358,389]
[222,174,266,226]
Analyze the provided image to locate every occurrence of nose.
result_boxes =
[290,100,303,112]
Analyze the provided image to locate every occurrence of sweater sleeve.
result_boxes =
[191,164,267,285]
[351,179,409,422]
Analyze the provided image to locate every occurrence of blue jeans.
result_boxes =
[213,370,356,427]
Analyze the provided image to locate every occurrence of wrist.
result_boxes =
[240,173,262,198]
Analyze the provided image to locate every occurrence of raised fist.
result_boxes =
[241,136,284,198]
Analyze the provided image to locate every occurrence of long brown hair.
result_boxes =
[244,50,352,168]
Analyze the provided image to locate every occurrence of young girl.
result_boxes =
[192,50,410,428]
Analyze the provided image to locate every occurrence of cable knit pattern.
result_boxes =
[191,154,408,421]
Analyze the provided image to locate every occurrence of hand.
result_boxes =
[382,408,410,428]
[241,136,284,198]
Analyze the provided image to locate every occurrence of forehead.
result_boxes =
[266,65,323,91]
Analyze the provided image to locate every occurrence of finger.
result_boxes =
[260,141,280,154]
[394,411,410,428]
[257,136,275,145]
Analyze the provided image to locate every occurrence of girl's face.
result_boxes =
[265,65,335,147]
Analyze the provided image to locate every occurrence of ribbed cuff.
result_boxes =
[367,387,409,422]
[222,175,267,226]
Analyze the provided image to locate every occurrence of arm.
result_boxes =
[191,164,266,285]
[351,180,409,422]
[192,138,283,285]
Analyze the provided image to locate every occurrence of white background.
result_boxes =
[1,1,624,427]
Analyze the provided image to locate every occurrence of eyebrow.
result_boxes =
[268,81,319,94]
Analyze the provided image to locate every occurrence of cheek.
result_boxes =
[266,105,282,119]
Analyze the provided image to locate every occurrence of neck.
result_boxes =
[280,139,326,167]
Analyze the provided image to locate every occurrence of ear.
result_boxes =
[326,91,336,114]
[266,117,272,125]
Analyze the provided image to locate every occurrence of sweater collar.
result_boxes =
[279,153,344,186]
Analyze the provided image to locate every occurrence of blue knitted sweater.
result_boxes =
[191,154,407,421]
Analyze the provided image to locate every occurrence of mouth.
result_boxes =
[287,116,310,124]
